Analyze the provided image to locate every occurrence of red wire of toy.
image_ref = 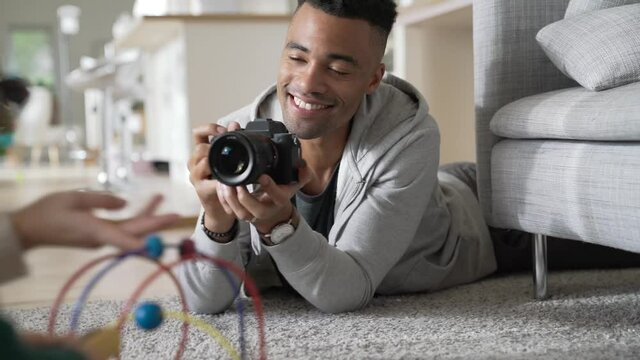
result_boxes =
[47,254,190,360]
[118,255,268,360]
[48,250,268,360]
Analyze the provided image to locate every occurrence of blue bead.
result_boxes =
[135,302,163,330]
[145,235,164,259]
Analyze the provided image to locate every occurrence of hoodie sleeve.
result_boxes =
[0,213,28,284]
[265,120,439,313]
[178,212,253,314]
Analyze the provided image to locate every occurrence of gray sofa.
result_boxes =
[473,0,640,298]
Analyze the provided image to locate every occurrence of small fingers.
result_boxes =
[72,191,127,211]
[89,219,146,250]
[120,213,181,237]
[137,194,163,217]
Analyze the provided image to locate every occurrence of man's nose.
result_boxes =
[296,63,327,95]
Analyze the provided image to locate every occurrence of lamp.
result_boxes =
[57,5,81,35]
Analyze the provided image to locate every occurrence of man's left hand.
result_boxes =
[218,163,312,234]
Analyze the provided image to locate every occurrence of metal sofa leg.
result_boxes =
[533,234,548,300]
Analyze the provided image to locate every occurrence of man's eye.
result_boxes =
[289,56,305,62]
[330,68,349,76]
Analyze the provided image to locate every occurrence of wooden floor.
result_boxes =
[0,164,201,309]
[0,228,195,309]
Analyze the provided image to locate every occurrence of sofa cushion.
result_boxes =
[536,4,640,91]
[490,82,640,141]
[565,0,640,18]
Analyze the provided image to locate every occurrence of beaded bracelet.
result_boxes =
[200,215,238,241]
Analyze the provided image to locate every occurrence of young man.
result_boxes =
[180,0,495,314]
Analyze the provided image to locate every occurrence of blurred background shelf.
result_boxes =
[394,0,474,164]
[114,14,290,51]
[397,0,472,26]
[113,14,291,182]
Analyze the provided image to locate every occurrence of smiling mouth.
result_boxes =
[291,95,332,111]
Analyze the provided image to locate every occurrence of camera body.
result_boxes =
[208,118,301,186]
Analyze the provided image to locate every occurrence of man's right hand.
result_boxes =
[188,122,241,240]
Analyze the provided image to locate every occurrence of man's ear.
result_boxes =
[366,63,386,95]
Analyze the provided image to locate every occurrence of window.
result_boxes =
[5,28,56,88]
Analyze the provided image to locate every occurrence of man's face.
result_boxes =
[277,3,385,140]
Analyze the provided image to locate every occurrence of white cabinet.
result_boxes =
[393,0,474,164]
[115,14,290,181]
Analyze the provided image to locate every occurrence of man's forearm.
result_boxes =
[178,214,248,314]
[266,219,374,313]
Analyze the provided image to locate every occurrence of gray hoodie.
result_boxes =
[179,74,496,314]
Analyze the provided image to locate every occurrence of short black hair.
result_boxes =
[296,0,398,39]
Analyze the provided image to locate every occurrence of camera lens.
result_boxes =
[209,132,276,186]
[217,142,248,175]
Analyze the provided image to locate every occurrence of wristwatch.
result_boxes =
[262,217,295,245]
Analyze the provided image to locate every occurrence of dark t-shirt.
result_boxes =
[294,166,339,238]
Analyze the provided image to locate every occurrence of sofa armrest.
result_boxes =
[473,0,576,224]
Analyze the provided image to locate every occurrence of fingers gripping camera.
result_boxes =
[208,118,302,186]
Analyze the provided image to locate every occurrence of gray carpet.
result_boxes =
[5,268,640,359]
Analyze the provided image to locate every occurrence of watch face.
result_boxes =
[271,223,295,244]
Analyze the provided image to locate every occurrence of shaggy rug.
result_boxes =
[4,268,640,359]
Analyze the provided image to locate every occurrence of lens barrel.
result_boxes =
[209,132,276,185]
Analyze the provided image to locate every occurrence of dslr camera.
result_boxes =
[208,118,301,186]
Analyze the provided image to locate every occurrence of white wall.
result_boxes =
[0,0,136,134]
[393,5,475,164]
[416,25,474,164]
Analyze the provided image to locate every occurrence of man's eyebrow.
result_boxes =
[328,53,359,67]
[286,42,309,52]
[286,42,359,67]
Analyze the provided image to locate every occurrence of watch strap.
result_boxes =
[260,216,293,239]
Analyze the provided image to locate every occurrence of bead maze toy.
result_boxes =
[47,235,267,360]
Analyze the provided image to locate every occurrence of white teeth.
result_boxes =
[293,96,329,111]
